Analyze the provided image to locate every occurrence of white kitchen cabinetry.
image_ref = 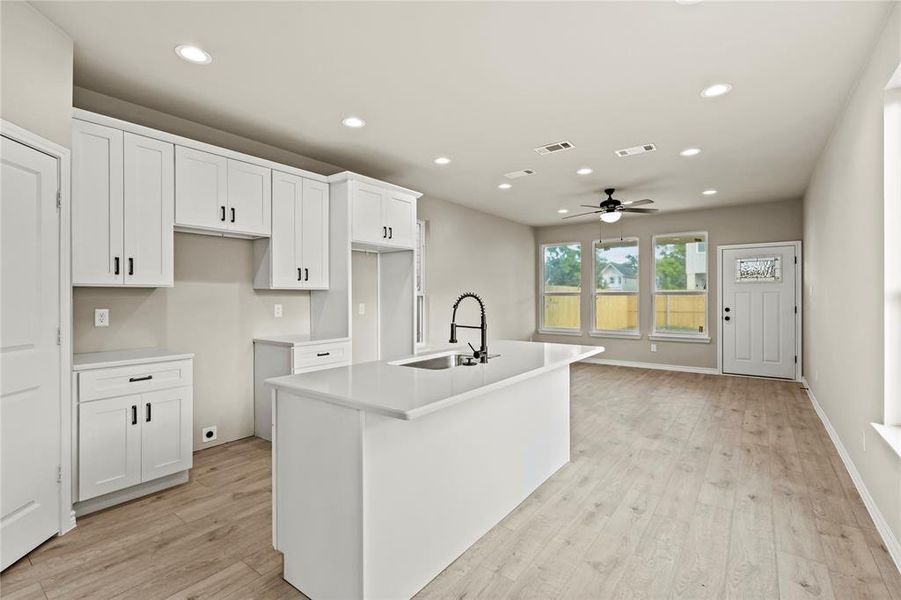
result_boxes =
[73,349,194,512]
[72,120,173,286]
[349,180,416,249]
[175,146,271,237]
[253,172,329,290]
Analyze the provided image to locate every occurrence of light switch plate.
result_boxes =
[358,303,365,315]
[274,304,283,318]
[94,308,109,327]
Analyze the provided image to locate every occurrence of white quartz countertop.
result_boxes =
[73,347,194,371]
[253,334,350,347]
[267,340,603,420]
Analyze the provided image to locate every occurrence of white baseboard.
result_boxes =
[74,470,189,517]
[580,357,720,375]
[800,377,901,572]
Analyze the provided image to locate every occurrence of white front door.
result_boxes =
[721,244,797,379]
[0,136,61,570]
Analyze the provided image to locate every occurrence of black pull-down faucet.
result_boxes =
[449,292,489,363]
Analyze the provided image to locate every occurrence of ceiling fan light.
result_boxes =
[600,212,622,223]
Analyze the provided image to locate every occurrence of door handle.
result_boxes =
[128,375,152,383]
[304,268,309,281]
[724,316,731,322]
[297,267,302,281]
[388,226,393,239]
[145,403,152,422]
[128,257,134,276]
[220,206,226,222]
[383,226,387,239]
[131,405,137,425]
[230,207,236,223]
[114,256,120,275]
[724,307,731,312]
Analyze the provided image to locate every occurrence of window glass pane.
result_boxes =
[736,256,782,282]
[654,294,707,334]
[543,244,581,293]
[595,294,638,332]
[544,295,580,329]
[595,240,639,292]
[655,234,707,291]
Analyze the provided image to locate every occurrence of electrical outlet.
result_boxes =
[650,343,657,352]
[274,304,283,318]
[202,426,217,443]
[94,308,109,327]
[358,303,365,315]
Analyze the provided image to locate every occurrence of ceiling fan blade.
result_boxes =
[620,207,659,214]
[580,204,601,209]
[562,210,603,219]
[623,199,654,206]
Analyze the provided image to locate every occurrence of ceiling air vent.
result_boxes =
[615,143,657,157]
[504,169,536,179]
[534,141,574,156]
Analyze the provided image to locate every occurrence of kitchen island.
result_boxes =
[267,340,603,600]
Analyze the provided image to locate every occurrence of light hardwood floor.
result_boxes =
[2,365,899,599]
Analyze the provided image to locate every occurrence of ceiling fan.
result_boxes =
[563,188,658,223]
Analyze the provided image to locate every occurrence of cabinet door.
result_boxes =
[79,395,142,501]
[351,183,385,245]
[123,133,174,287]
[227,159,271,236]
[300,178,329,288]
[141,387,193,482]
[270,171,303,288]
[384,192,415,248]
[72,120,124,285]
[175,146,227,231]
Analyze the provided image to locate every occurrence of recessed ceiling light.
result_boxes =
[433,157,451,165]
[700,83,733,98]
[498,183,512,190]
[558,209,569,214]
[175,45,212,65]
[702,189,718,195]
[680,147,702,157]
[576,167,593,175]
[342,116,366,128]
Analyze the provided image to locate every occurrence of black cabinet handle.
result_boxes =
[388,227,393,239]
[114,257,120,275]
[220,206,226,222]
[383,226,387,238]
[304,268,309,281]
[129,374,152,382]
[145,403,152,422]
[297,267,302,281]
[316,352,330,357]
[230,207,236,223]
[131,405,137,425]
[128,257,134,276]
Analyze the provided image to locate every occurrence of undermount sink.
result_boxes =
[397,353,480,370]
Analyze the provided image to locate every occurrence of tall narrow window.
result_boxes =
[593,238,639,335]
[541,243,581,332]
[415,219,427,345]
[653,233,708,338]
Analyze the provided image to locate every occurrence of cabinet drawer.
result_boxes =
[78,360,193,402]
[292,342,350,371]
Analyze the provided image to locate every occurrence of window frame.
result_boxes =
[651,231,711,342]
[539,241,583,335]
[590,237,642,339]
[415,218,427,347]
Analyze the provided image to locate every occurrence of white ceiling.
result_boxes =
[36,1,890,226]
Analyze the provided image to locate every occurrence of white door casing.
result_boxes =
[721,244,798,379]
[0,137,61,570]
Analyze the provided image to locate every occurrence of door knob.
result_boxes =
[724,307,731,312]
[724,316,731,322]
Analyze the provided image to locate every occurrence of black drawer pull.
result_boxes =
[129,375,153,383]
[114,256,120,275]
[316,352,330,357]
[146,402,152,422]
[128,257,134,276]
[131,405,137,425]
[220,206,226,222]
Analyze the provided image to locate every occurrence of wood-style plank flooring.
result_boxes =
[3,365,899,599]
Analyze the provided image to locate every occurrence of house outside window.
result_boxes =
[540,243,582,332]
[593,238,640,335]
[653,232,709,339]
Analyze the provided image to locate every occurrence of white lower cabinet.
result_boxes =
[74,350,194,505]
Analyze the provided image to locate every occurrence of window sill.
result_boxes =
[537,329,584,337]
[649,333,711,344]
[871,423,901,459]
[589,331,642,340]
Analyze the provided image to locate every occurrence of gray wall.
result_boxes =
[1,2,73,147]
[351,250,379,363]
[803,4,901,545]
[417,197,536,347]
[534,199,803,369]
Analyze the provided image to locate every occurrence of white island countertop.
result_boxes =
[266,340,603,420]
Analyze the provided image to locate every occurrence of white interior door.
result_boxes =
[0,136,61,570]
[721,245,797,379]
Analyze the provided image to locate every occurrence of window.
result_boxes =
[541,243,581,332]
[415,219,427,345]
[653,233,708,338]
[593,238,639,335]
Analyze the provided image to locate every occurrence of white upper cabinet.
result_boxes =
[174,146,228,231]
[72,121,173,287]
[350,182,416,249]
[227,160,271,236]
[254,171,329,290]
